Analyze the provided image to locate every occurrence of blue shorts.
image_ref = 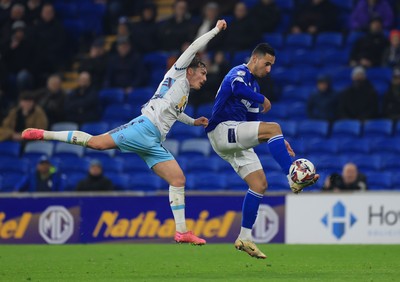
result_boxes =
[109,115,174,168]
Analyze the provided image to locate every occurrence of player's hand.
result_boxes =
[284,139,295,157]
[261,97,271,113]
[216,20,227,31]
[194,116,209,127]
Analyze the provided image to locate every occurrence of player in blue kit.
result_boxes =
[206,43,319,258]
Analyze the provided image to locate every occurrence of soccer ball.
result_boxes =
[289,158,316,184]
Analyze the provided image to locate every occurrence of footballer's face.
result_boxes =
[252,53,275,78]
[187,66,207,90]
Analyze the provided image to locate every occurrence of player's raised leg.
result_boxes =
[152,159,206,245]
[22,128,117,150]
[234,169,267,259]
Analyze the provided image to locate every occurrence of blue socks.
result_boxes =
[267,134,292,174]
[241,189,263,229]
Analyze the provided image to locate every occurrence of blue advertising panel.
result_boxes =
[0,195,285,244]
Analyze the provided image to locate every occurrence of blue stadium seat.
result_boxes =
[271,68,300,86]
[338,138,370,154]
[226,173,247,190]
[214,157,233,173]
[196,103,214,118]
[168,122,203,140]
[121,154,149,174]
[53,142,84,158]
[185,156,219,173]
[51,122,79,131]
[392,174,400,190]
[0,172,23,192]
[363,119,393,138]
[289,102,308,119]
[61,172,86,191]
[279,120,297,138]
[285,34,313,50]
[261,103,289,120]
[321,50,349,67]
[103,172,130,190]
[262,33,284,49]
[370,80,389,96]
[315,32,343,49]
[80,122,110,136]
[331,120,362,138]
[0,159,30,174]
[306,139,339,155]
[290,50,320,67]
[299,67,320,85]
[98,157,124,174]
[99,88,124,106]
[287,139,306,155]
[274,51,291,67]
[188,172,227,190]
[103,104,140,123]
[370,137,400,155]
[330,67,352,84]
[162,139,180,156]
[184,104,195,117]
[350,155,381,174]
[84,148,116,163]
[129,173,164,191]
[143,52,169,70]
[266,172,288,191]
[259,155,282,173]
[280,85,313,103]
[395,122,400,137]
[24,141,54,157]
[231,50,251,66]
[56,157,90,174]
[313,155,346,175]
[0,141,20,157]
[367,172,393,190]
[275,0,295,11]
[345,31,365,47]
[180,138,211,156]
[298,120,329,138]
[127,87,154,107]
[366,67,393,83]
[381,156,400,173]
[63,19,85,41]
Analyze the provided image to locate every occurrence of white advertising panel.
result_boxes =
[286,193,400,244]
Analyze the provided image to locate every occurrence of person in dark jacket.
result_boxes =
[16,155,64,192]
[323,163,367,192]
[307,75,338,121]
[76,159,114,191]
[382,68,400,120]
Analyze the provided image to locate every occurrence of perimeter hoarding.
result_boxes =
[286,193,400,244]
[0,195,285,244]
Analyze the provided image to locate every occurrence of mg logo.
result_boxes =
[39,206,74,244]
[252,204,279,243]
[321,201,357,240]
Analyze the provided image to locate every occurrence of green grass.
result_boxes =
[0,244,399,281]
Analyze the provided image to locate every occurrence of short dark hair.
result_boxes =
[251,43,275,57]
[188,55,206,69]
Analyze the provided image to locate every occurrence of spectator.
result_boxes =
[0,0,13,27]
[224,2,259,53]
[194,2,224,52]
[323,163,367,192]
[0,91,48,141]
[34,74,66,126]
[130,3,159,53]
[15,155,64,192]
[250,0,281,34]
[1,3,26,45]
[104,36,147,94]
[31,3,66,84]
[350,16,389,68]
[338,66,379,120]
[76,159,114,191]
[291,0,339,34]
[25,0,43,25]
[307,75,338,121]
[2,21,34,96]
[382,29,400,68]
[350,0,394,31]
[109,16,132,54]
[158,0,196,52]
[382,68,400,120]
[64,71,100,125]
[79,38,108,90]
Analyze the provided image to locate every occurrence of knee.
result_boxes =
[259,122,282,142]
[170,175,186,188]
[251,180,267,194]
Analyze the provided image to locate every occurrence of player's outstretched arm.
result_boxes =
[194,117,209,127]
[261,97,271,113]
[174,20,227,70]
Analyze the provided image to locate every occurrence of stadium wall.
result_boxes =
[0,193,399,244]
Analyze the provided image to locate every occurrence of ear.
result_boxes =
[187,67,194,76]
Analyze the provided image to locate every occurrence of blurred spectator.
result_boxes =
[25,0,43,25]
[104,36,147,94]
[158,0,196,52]
[1,3,26,45]
[2,21,34,96]
[130,3,159,53]
[194,2,224,52]
[307,75,338,121]
[250,0,281,34]
[15,155,64,192]
[382,29,400,68]
[323,163,367,192]
[382,68,400,120]
[350,0,394,31]
[224,2,259,52]
[79,38,108,90]
[0,0,13,27]
[109,16,132,54]
[350,17,389,68]
[0,91,48,141]
[76,159,114,191]
[31,3,66,85]
[64,71,100,125]
[338,66,379,120]
[34,74,66,126]
[102,0,141,34]
[291,0,338,34]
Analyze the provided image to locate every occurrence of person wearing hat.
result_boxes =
[15,155,64,192]
[338,66,379,120]
[382,68,400,120]
[0,91,48,141]
[307,74,338,121]
[75,159,114,192]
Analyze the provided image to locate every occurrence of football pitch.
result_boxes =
[0,244,399,281]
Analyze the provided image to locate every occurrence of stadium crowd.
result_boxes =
[1,0,400,192]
